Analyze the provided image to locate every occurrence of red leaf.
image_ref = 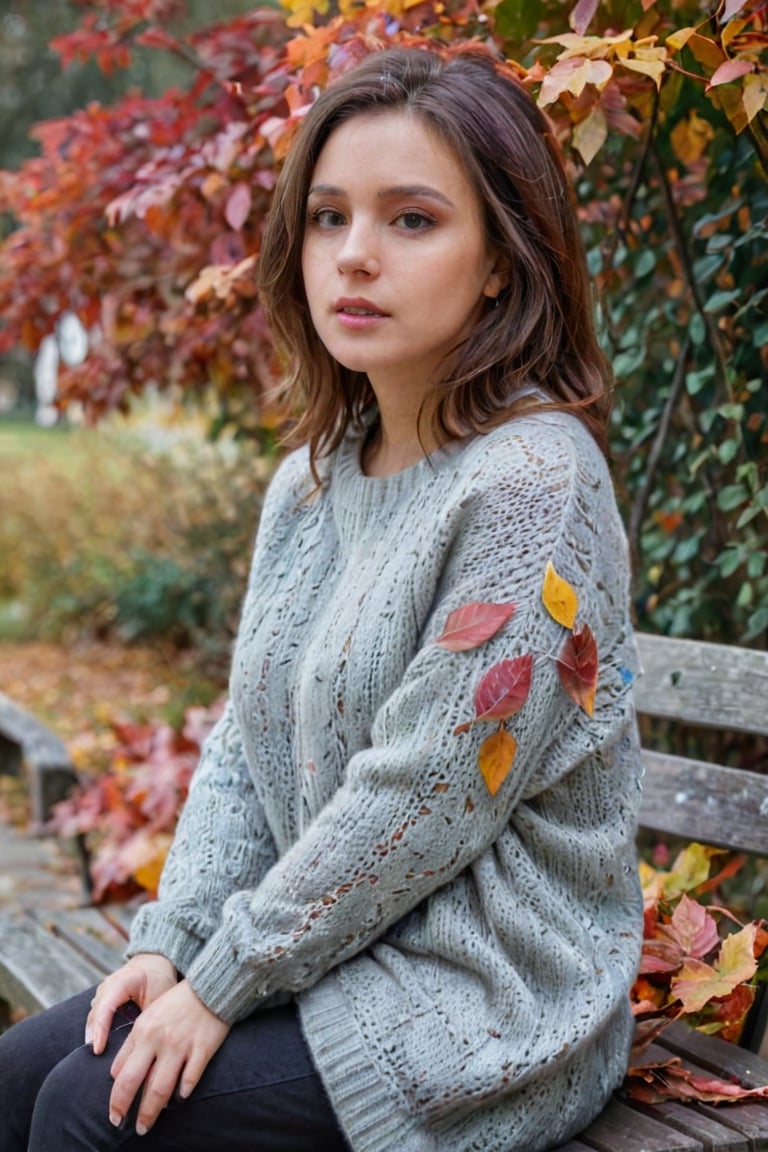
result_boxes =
[557,623,598,716]
[569,0,600,36]
[639,894,721,975]
[436,602,516,651]
[474,655,534,724]
[135,28,182,52]
[626,1056,768,1105]
[224,183,253,231]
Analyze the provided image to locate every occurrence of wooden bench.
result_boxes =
[1,632,767,1150]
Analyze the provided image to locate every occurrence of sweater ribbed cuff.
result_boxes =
[299,974,435,1152]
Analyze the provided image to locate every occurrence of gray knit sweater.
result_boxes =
[128,409,644,1151]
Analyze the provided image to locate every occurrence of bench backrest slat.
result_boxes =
[639,750,768,855]
[634,633,768,737]
[633,633,768,857]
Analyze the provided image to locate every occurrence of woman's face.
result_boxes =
[301,110,504,408]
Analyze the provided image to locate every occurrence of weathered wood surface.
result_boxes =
[0,904,133,1019]
[0,691,77,825]
[577,1096,705,1150]
[639,751,768,856]
[634,634,768,736]
[0,912,103,1019]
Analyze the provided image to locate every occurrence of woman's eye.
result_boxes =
[309,208,345,229]
[395,211,434,231]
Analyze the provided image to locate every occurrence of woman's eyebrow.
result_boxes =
[380,184,455,207]
[307,183,455,208]
[307,184,344,199]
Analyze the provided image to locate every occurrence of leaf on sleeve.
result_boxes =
[436,602,517,651]
[542,560,578,628]
[474,654,534,724]
[478,728,517,796]
[454,655,534,735]
[556,623,598,715]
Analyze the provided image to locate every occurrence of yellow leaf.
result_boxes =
[282,0,329,28]
[670,110,715,167]
[743,72,768,124]
[573,104,608,165]
[639,859,664,907]
[542,560,578,629]
[539,58,612,106]
[662,842,722,900]
[478,728,517,796]
[539,30,633,61]
[619,50,667,87]
[666,26,696,53]
[722,17,750,51]
[129,832,173,894]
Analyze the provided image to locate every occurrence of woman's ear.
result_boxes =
[482,254,511,302]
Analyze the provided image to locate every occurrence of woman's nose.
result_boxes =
[336,219,380,277]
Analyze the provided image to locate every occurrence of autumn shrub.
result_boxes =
[49,700,225,902]
[0,420,272,667]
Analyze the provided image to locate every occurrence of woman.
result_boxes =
[0,44,643,1152]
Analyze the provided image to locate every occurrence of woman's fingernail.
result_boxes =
[109,1112,122,1128]
[136,1122,148,1136]
[84,1025,93,1045]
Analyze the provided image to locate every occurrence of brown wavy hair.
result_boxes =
[258,43,613,469]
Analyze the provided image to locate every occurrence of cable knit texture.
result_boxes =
[128,410,644,1152]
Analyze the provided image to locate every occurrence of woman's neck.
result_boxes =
[362,412,442,478]
[362,387,444,477]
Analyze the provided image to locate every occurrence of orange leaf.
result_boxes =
[478,728,517,796]
[436,602,516,651]
[474,654,534,725]
[542,560,578,628]
[557,623,598,715]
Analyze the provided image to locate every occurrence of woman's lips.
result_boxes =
[334,298,389,328]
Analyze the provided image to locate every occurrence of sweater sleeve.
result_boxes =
[126,699,278,975]
[182,425,639,1022]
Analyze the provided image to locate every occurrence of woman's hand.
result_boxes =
[107,979,231,1135]
[86,954,178,1055]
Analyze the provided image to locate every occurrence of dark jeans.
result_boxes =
[0,986,350,1151]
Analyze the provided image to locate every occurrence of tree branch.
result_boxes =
[628,333,690,557]
[651,142,730,397]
